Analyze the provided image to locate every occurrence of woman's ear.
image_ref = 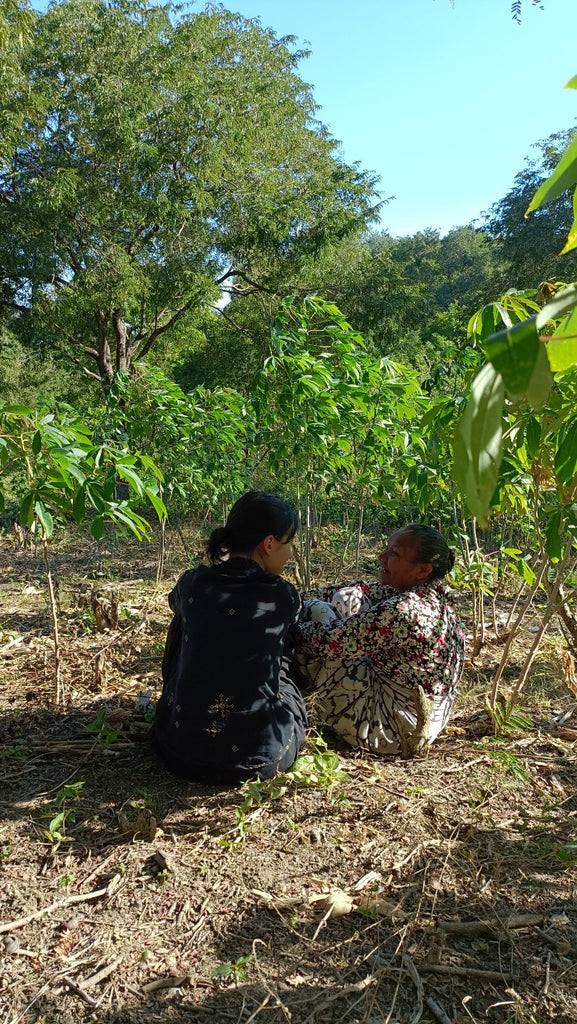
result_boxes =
[258,534,276,557]
[416,562,433,583]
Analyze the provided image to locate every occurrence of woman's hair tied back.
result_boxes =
[206,491,298,564]
[405,523,455,581]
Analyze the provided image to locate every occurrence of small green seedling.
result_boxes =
[43,781,85,851]
[211,954,254,984]
[85,708,123,749]
[232,735,349,841]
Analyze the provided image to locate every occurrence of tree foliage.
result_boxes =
[484,129,577,288]
[0,0,379,384]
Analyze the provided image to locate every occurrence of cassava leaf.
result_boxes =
[547,306,577,371]
[452,363,505,525]
[483,317,540,395]
[555,420,577,485]
[526,134,577,214]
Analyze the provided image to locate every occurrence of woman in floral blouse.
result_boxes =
[296,524,464,755]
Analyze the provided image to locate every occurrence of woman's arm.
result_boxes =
[301,579,393,610]
[296,589,416,661]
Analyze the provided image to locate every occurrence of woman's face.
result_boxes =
[261,532,296,576]
[378,530,432,592]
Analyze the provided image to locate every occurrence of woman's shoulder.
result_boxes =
[400,580,456,613]
[273,574,301,609]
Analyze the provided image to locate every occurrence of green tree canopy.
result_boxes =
[484,128,577,288]
[0,0,380,385]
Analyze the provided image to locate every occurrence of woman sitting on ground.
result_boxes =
[151,491,307,783]
[295,524,464,755]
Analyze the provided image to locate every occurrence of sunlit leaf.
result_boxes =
[559,189,577,256]
[536,283,577,326]
[452,364,505,525]
[525,341,552,408]
[526,134,577,214]
[1,405,34,415]
[547,306,577,371]
[483,317,539,395]
[555,421,577,485]
[144,487,166,520]
[35,501,54,538]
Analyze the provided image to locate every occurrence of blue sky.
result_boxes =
[33,0,577,237]
[223,0,577,237]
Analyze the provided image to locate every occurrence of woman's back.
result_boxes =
[152,557,304,781]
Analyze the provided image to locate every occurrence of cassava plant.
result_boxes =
[0,402,165,704]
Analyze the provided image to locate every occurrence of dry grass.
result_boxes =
[0,523,576,1024]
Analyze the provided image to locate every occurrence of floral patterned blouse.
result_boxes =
[297,579,465,699]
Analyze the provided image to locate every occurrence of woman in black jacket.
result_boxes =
[151,491,307,783]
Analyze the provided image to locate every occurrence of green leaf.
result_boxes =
[545,512,562,562]
[31,430,42,456]
[536,283,577,327]
[525,340,552,408]
[554,421,577,485]
[566,74,577,90]
[35,501,54,538]
[211,964,233,978]
[143,487,166,521]
[72,487,86,524]
[468,303,499,342]
[525,418,541,459]
[520,560,536,586]
[20,492,35,528]
[483,317,539,395]
[452,364,505,526]
[115,463,145,495]
[1,405,34,415]
[560,188,577,256]
[547,306,577,371]
[48,811,67,833]
[91,516,104,541]
[526,134,577,214]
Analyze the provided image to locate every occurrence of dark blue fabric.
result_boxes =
[151,558,307,783]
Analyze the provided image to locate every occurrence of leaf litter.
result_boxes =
[0,526,576,1023]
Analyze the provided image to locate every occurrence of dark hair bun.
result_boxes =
[206,525,230,564]
[205,491,299,565]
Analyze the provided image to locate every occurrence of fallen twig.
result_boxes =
[419,964,509,982]
[82,956,123,989]
[437,913,544,937]
[425,995,455,1024]
[251,939,292,1022]
[0,883,110,934]
[62,974,99,1007]
[403,953,424,1024]
[79,850,118,890]
[142,975,190,994]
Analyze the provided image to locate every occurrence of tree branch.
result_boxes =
[129,300,194,362]
[210,304,256,338]
[215,267,274,294]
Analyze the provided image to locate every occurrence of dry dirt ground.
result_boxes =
[1,525,576,1024]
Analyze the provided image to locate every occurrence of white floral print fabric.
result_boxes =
[297,579,465,754]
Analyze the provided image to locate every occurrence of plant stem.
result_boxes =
[488,553,548,709]
[42,536,63,706]
[507,544,574,710]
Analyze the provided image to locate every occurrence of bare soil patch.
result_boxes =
[1,526,576,1024]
